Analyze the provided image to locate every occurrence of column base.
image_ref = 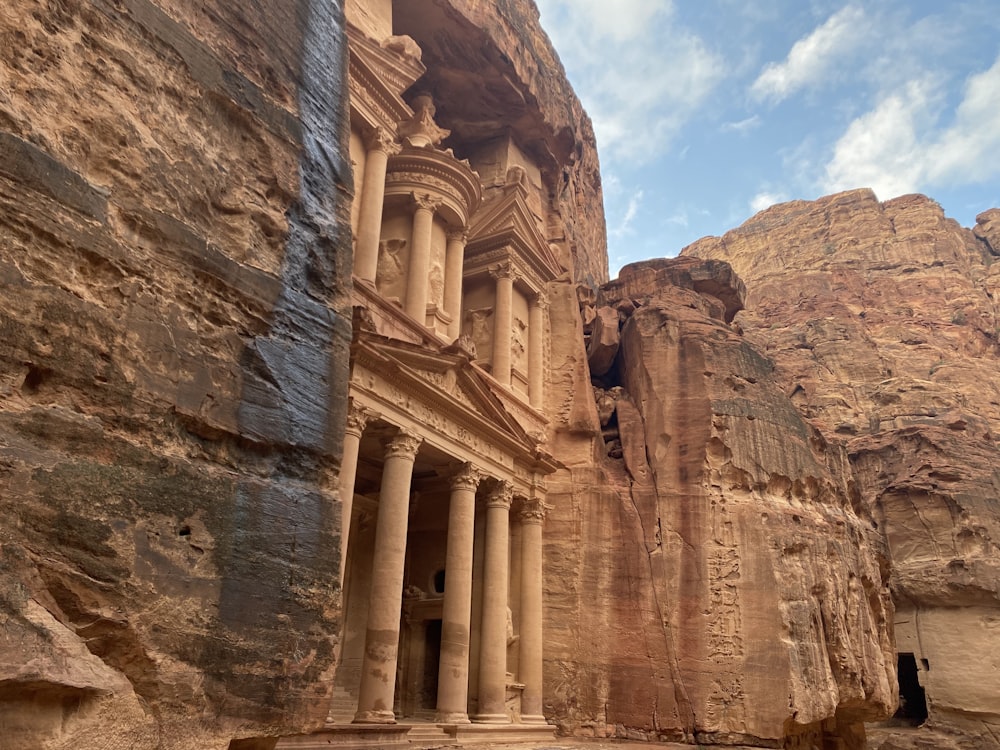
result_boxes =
[471,713,511,724]
[520,714,548,725]
[434,711,471,724]
[353,709,396,724]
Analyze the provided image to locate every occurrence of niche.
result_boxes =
[894,652,928,725]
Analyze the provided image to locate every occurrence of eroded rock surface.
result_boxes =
[685,189,1000,747]
[544,257,896,748]
[0,1,353,747]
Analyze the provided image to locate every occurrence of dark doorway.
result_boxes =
[421,619,442,710]
[894,652,928,724]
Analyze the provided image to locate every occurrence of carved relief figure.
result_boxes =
[428,263,444,308]
[465,308,494,363]
[512,316,527,370]
[376,238,407,303]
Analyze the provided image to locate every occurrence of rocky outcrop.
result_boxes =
[543,257,896,748]
[0,1,353,747]
[685,190,1000,746]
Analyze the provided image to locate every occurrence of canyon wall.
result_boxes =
[0,1,353,747]
[685,190,1000,748]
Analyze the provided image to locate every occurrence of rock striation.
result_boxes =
[685,189,1000,748]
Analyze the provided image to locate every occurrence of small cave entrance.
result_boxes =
[894,652,928,725]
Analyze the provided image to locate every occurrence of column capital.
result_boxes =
[489,261,517,282]
[451,462,482,492]
[412,192,442,214]
[384,428,422,460]
[518,499,548,525]
[363,125,401,156]
[485,480,514,510]
[446,227,469,244]
[531,291,550,311]
[345,402,378,438]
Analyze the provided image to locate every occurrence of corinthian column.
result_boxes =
[527,292,547,408]
[405,194,439,323]
[339,402,377,587]
[443,229,468,341]
[518,499,547,724]
[490,263,515,386]
[474,481,514,723]
[354,127,399,284]
[354,428,422,724]
[435,463,482,723]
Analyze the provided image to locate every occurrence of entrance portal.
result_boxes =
[422,619,442,711]
[894,653,928,724]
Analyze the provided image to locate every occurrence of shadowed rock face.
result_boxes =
[685,189,1000,747]
[0,1,352,747]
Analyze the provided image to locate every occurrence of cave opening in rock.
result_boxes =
[894,652,928,725]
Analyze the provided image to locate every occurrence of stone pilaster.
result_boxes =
[405,194,439,323]
[354,428,422,724]
[339,402,377,587]
[474,481,514,723]
[435,463,482,723]
[444,228,468,341]
[518,498,547,724]
[354,127,399,284]
[490,263,516,386]
[527,292,547,408]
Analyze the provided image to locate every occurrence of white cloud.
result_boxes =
[720,115,761,134]
[750,190,789,213]
[751,5,867,103]
[610,189,644,238]
[822,55,1000,199]
[535,0,725,162]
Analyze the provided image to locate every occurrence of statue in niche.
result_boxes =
[398,93,450,149]
[512,317,527,369]
[376,238,406,303]
[465,308,494,362]
[428,263,444,308]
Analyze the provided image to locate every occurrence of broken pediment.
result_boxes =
[466,183,563,289]
[347,22,425,133]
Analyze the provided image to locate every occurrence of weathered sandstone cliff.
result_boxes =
[542,257,896,748]
[1,1,353,747]
[685,190,1000,748]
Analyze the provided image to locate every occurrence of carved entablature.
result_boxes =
[384,147,483,227]
[347,22,425,134]
[464,181,564,296]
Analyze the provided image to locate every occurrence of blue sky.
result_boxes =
[534,0,1000,274]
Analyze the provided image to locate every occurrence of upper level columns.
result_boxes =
[436,463,482,723]
[444,229,468,341]
[527,292,547,408]
[518,499,547,724]
[404,194,440,323]
[474,481,514,723]
[490,263,516,386]
[354,428,422,724]
[354,128,399,284]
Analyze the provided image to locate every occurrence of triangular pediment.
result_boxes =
[352,333,537,452]
[347,23,425,132]
[467,186,563,282]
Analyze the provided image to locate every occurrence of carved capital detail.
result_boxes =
[451,462,482,492]
[384,428,422,460]
[518,499,548,525]
[489,261,517,282]
[364,125,401,156]
[345,402,378,437]
[446,227,469,244]
[412,192,442,214]
[486,480,514,510]
[532,291,550,311]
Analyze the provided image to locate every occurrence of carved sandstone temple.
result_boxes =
[321,0,564,735]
